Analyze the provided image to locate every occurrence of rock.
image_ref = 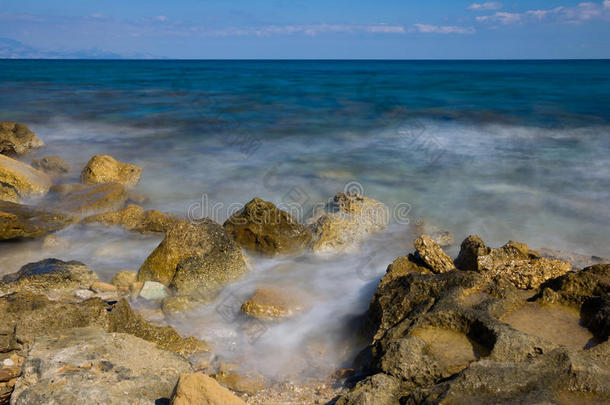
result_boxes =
[378,256,432,288]
[171,373,246,405]
[90,281,117,294]
[412,234,455,273]
[0,259,98,298]
[139,281,169,300]
[223,198,312,256]
[454,235,490,271]
[213,371,266,395]
[414,221,454,247]
[49,182,127,216]
[10,327,192,405]
[110,270,137,291]
[0,201,75,240]
[81,154,142,187]
[41,234,70,250]
[30,156,70,178]
[139,219,248,299]
[486,257,572,290]
[310,192,388,254]
[0,154,51,202]
[82,204,181,234]
[73,289,95,300]
[0,122,43,156]
[537,247,610,270]
[241,286,307,321]
[162,295,201,316]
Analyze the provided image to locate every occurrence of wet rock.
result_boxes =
[0,122,43,156]
[162,295,200,316]
[0,259,98,298]
[537,247,610,270]
[10,327,192,405]
[412,234,455,274]
[126,190,150,205]
[454,235,490,271]
[334,373,400,405]
[241,286,307,321]
[49,182,127,216]
[110,270,137,292]
[82,204,181,234]
[414,221,454,247]
[30,156,70,178]
[224,198,312,256]
[81,154,142,187]
[0,200,75,240]
[139,281,169,300]
[310,192,388,254]
[139,219,248,298]
[0,154,51,202]
[41,234,70,250]
[171,373,246,405]
[378,256,432,289]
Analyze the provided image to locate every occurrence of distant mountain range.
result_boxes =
[0,38,163,59]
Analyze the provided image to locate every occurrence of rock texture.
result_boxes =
[49,182,127,216]
[241,286,307,321]
[81,154,142,187]
[0,155,51,202]
[30,156,70,178]
[0,122,43,156]
[0,201,75,240]
[83,204,181,234]
[224,198,311,256]
[412,234,455,274]
[171,373,246,405]
[10,327,192,405]
[310,192,388,254]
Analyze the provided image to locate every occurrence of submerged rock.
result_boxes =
[49,182,127,216]
[0,200,75,240]
[10,327,192,405]
[224,198,311,256]
[171,373,246,405]
[81,154,142,187]
[241,286,307,321]
[30,156,70,178]
[82,204,181,234]
[0,154,51,202]
[0,122,43,156]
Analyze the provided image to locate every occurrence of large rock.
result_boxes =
[310,192,388,254]
[171,373,246,405]
[139,219,248,300]
[49,182,127,216]
[0,259,98,298]
[83,204,181,234]
[10,327,192,405]
[81,154,142,187]
[30,156,70,178]
[0,154,50,202]
[223,198,311,256]
[0,201,75,240]
[0,122,43,156]
[411,234,455,274]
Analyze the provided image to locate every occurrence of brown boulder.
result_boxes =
[0,200,75,240]
[241,286,307,321]
[83,204,181,234]
[81,154,142,187]
[412,234,455,274]
[49,182,127,216]
[0,155,51,202]
[0,122,43,156]
[171,373,246,405]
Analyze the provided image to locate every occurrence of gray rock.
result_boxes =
[139,281,169,300]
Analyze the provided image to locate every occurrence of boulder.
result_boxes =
[310,192,388,254]
[0,259,98,298]
[0,154,51,202]
[110,270,138,292]
[454,235,490,271]
[138,281,169,300]
[49,182,127,216]
[171,373,246,405]
[412,234,455,273]
[0,201,75,240]
[10,327,192,405]
[83,204,181,234]
[241,286,307,321]
[30,156,70,178]
[213,371,266,395]
[139,219,248,299]
[81,154,142,187]
[224,198,311,256]
[0,122,43,156]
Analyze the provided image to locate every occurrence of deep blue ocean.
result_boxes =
[1,60,609,377]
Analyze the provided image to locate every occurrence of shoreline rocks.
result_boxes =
[0,123,43,156]
[0,201,75,240]
[48,182,127,216]
[82,204,181,234]
[30,156,70,178]
[0,155,51,203]
[241,286,307,321]
[81,154,142,187]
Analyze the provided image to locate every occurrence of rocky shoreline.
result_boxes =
[1,122,609,404]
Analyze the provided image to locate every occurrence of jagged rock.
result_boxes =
[224,198,311,256]
[412,234,455,274]
[171,373,246,405]
[310,192,388,254]
[82,204,181,234]
[0,259,98,298]
[0,154,50,202]
[81,154,142,187]
[0,201,75,240]
[10,327,192,405]
[30,156,70,178]
[378,256,432,288]
[49,182,127,216]
[454,235,490,271]
[0,122,43,156]
[241,286,307,321]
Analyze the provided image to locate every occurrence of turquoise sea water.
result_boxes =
[1,60,609,378]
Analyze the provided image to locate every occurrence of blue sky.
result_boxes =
[0,0,609,58]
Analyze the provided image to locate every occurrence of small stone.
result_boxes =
[139,281,169,300]
[90,281,118,294]
[1,359,13,367]
[241,286,307,321]
[81,154,142,187]
[73,289,95,300]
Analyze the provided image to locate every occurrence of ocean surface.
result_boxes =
[1,59,609,378]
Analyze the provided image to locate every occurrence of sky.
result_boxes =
[0,0,609,59]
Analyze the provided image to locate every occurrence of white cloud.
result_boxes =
[155,16,167,22]
[204,24,407,37]
[476,1,610,25]
[468,2,503,11]
[476,12,521,24]
[413,24,476,34]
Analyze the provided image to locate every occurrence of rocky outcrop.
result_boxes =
[139,219,248,302]
[0,122,43,156]
[224,198,311,256]
[30,156,70,178]
[411,234,455,274]
[81,154,142,187]
[48,182,127,216]
[241,286,307,321]
[0,259,98,298]
[0,155,50,202]
[0,201,75,240]
[310,192,388,254]
[171,373,246,405]
[82,204,181,234]
[10,327,192,405]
